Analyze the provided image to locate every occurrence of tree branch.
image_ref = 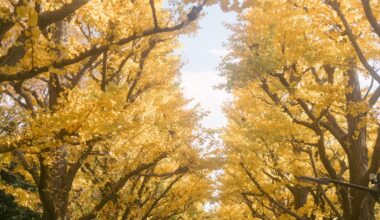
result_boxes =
[79,153,167,220]
[38,0,91,30]
[0,4,205,82]
[141,175,183,220]
[240,162,307,220]
[361,0,380,38]
[307,149,344,220]
[368,125,380,174]
[149,0,159,29]
[71,54,100,87]
[325,0,380,83]
[66,136,103,188]
[13,149,40,186]
[100,50,108,91]
[126,42,156,102]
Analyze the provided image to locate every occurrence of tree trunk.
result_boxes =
[347,149,375,220]
[345,68,375,220]
[288,186,309,210]
[40,147,69,220]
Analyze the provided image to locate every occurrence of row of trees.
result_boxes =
[218,0,380,220]
[0,0,231,219]
[3,0,380,219]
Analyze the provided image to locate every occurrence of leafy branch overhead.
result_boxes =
[1,0,380,219]
[218,0,380,219]
[0,0,217,219]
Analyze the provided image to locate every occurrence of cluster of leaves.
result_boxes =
[218,0,380,219]
[0,0,225,219]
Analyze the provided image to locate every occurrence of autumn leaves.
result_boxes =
[1,0,380,219]
[0,0,214,219]
[218,0,380,219]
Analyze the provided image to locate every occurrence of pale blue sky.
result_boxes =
[179,5,236,128]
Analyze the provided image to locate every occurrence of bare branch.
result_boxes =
[368,85,380,108]
[364,77,374,100]
[71,54,100,87]
[361,0,380,38]
[101,50,108,91]
[149,0,159,29]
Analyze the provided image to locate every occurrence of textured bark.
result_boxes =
[345,68,374,220]
[40,148,69,220]
[288,186,310,210]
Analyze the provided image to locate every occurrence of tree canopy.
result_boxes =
[0,0,220,219]
[1,0,380,219]
[218,0,380,219]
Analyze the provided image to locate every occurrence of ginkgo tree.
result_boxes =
[0,0,225,219]
[219,0,380,220]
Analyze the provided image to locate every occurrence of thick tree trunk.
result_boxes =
[347,137,375,220]
[347,142,375,220]
[39,147,69,220]
[39,19,70,219]
[345,68,375,220]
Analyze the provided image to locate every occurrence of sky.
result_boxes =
[177,7,237,210]
[178,5,236,129]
